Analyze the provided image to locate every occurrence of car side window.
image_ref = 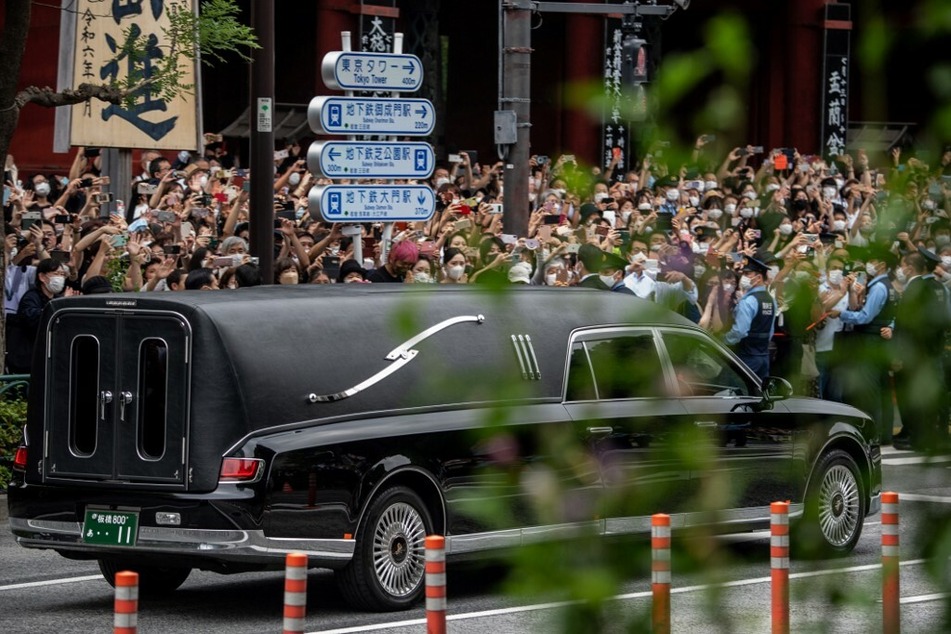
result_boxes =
[566,333,665,401]
[661,331,756,397]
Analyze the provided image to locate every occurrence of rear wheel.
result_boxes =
[98,558,191,594]
[337,486,433,611]
[798,449,865,557]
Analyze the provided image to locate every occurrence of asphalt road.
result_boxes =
[2,447,950,634]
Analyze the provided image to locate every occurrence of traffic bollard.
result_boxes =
[425,535,447,634]
[771,501,790,634]
[113,570,138,634]
[882,491,900,634]
[283,552,308,634]
[651,513,671,634]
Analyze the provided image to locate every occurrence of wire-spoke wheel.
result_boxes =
[798,449,866,557]
[337,486,434,611]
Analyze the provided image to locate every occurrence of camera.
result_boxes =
[95,192,114,204]
[536,156,549,166]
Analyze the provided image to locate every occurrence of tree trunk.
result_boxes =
[0,0,32,372]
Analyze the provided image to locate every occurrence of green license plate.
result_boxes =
[83,509,139,546]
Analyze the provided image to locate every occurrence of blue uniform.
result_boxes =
[725,285,775,381]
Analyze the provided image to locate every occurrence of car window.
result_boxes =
[566,333,665,400]
[661,331,756,397]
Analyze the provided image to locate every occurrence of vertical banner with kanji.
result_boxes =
[70,0,199,150]
[601,19,629,178]
[819,3,851,160]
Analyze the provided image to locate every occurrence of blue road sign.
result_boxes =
[307,96,435,136]
[321,52,423,92]
[307,141,435,179]
[309,185,436,223]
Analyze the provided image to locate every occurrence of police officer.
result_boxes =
[829,245,899,442]
[724,257,776,381]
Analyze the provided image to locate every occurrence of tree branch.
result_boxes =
[14,83,126,109]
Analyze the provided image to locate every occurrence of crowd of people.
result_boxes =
[4,135,951,450]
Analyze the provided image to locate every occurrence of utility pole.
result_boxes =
[250,0,275,284]
[500,0,532,237]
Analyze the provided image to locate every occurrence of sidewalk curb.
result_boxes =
[0,493,8,523]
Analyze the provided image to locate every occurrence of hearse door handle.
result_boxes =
[99,391,113,420]
[119,391,133,422]
[694,421,718,428]
[586,426,614,437]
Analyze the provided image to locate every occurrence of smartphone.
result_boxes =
[487,204,503,214]
[537,225,552,241]
[500,233,518,245]
[602,210,617,226]
[525,238,540,250]
[454,218,472,230]
[461,150,478,165]
[156,210,177,223]
[2,185,9,207]
[21,211,41,231]
[192,208,210,219]
[447,154,461,163]
[595,226,610,237]
[750,229,762,239]
[274,149,289,161]
[85,148,101,158]
[110,234,128,248]
[542,214,561,225]
[95,192,114,204]
[700,134,717,143]
[276,210,296,221]
[137,182,157,195]
[212,256,234,268]
[855,271,867,286]
[50,250,70,265]
[54,214,72,224]
[241,180,251,193]
[323,255,341,280]
[418,241,435,257]
[566,243,581,254]
[163,244,182,255]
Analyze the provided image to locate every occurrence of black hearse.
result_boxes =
[8,286,881,610]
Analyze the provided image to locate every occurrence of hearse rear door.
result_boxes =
[45,310,191,486]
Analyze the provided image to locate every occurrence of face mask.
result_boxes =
[553,188,566,197]
[822,187,837,199]
[646,176,656,189]
[725,203,737,214]
[447,265,465,280]
[923,199,936,210]
[198,175,209,188]
[545,273,558,286]
[834,178,845,189]
[528,193,537,203]
[289,172,301,187]
[766,183,780,193]
[630,251,648,265]
[731,217,742,227]
[704,180,718,191]
[865,262,879,277]
[329,246,340,255]
[792,199,808,212]
[600,275,617,287]
[769,265,780,279]
[594,193,611,203]
[46,275,66,294]
[413,272,432,284]
[707,209,723,220]
[638,202,652,211]
[942,256,951,269]
[722,284,735,294]
[435,177,450,189]
[779,224,793,236]
[650,244,663,252]
[743,190,757,200]
[35,182,51,196]
[621,211,632,224]
[644,225,653,233]
[827,270,844,286]
[688,196,700,207]
[894,268,907,283]
[738,275,753,290]
[740,208,754,219]
[832,220,847,232]
[666,189,680,201]
[937,235,951,247]
[694,265,706,278]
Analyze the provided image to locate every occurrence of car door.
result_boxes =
[657,328,797,520]
[563,328,693,534]
[45,310,191,487]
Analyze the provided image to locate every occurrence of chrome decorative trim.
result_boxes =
[308,314,485,403]
[10,518,355,563]
[868,492,881,516]
[524,335,541,380]
[511,335,529,379]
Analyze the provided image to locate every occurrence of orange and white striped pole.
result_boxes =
[113,571,138,634]
[425,535,447,634]
[283,552,308,634]
[882,491,900,634]
[770,501,790,634]
[651,513,671,634]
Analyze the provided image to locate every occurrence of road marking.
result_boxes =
[309,559,930,634]
[899,493,951,504]
[900,592,949,605]
[0,575,101,592]
[882,454,951,466]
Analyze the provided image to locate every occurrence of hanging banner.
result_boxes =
[819,3,851,160]
[70,0,199,150]
[600,19,630,179]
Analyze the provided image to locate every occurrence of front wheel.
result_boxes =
[798,449,865,557]
[336,486,433,611]
[98,558,191,594]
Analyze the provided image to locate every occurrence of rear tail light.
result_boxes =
[12,446,27,472]
[219,457,263,482]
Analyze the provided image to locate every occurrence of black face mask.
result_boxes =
[792,199,808,212]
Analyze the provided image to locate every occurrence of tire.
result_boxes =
[798,449,865,557]
[337,486,434,611]
[98,558,191,594]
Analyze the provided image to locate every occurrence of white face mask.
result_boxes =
[779,223,793,236]
[731,217,742,227]
[289,172,301,187]
[198,175,209,188]
[630,251,648,265]
[693,265,706,278]
[553,188,566,196]
[894,268,907,284]
[835,178,845,189]
[722,284,735,294]
[765,183,780,193]
[738,275,753,290]
[446,265,465,280]
[743,191,757,200]
[35,182,51,197]
[724,203,737,214]
[704,180,718,191]
[832,220,847,232]
[435,177,450,189]
[923,199,936,210]
[822,187,837,199]
[594,193,611,203]
[740,207,754,219]
[413,271,432,284]
[707,209,723,220]
[768,265,780,279]
[599,275,617,287]
[688,196,700,207]
[941,256,951,269]
[865,262,879,277]
[545,273,558,286]
[827,269,844,286]
[46,275,66,294]
[637,202,652,211]
[666,189,680,201]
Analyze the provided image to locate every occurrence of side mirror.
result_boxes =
[761,376,793,404]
